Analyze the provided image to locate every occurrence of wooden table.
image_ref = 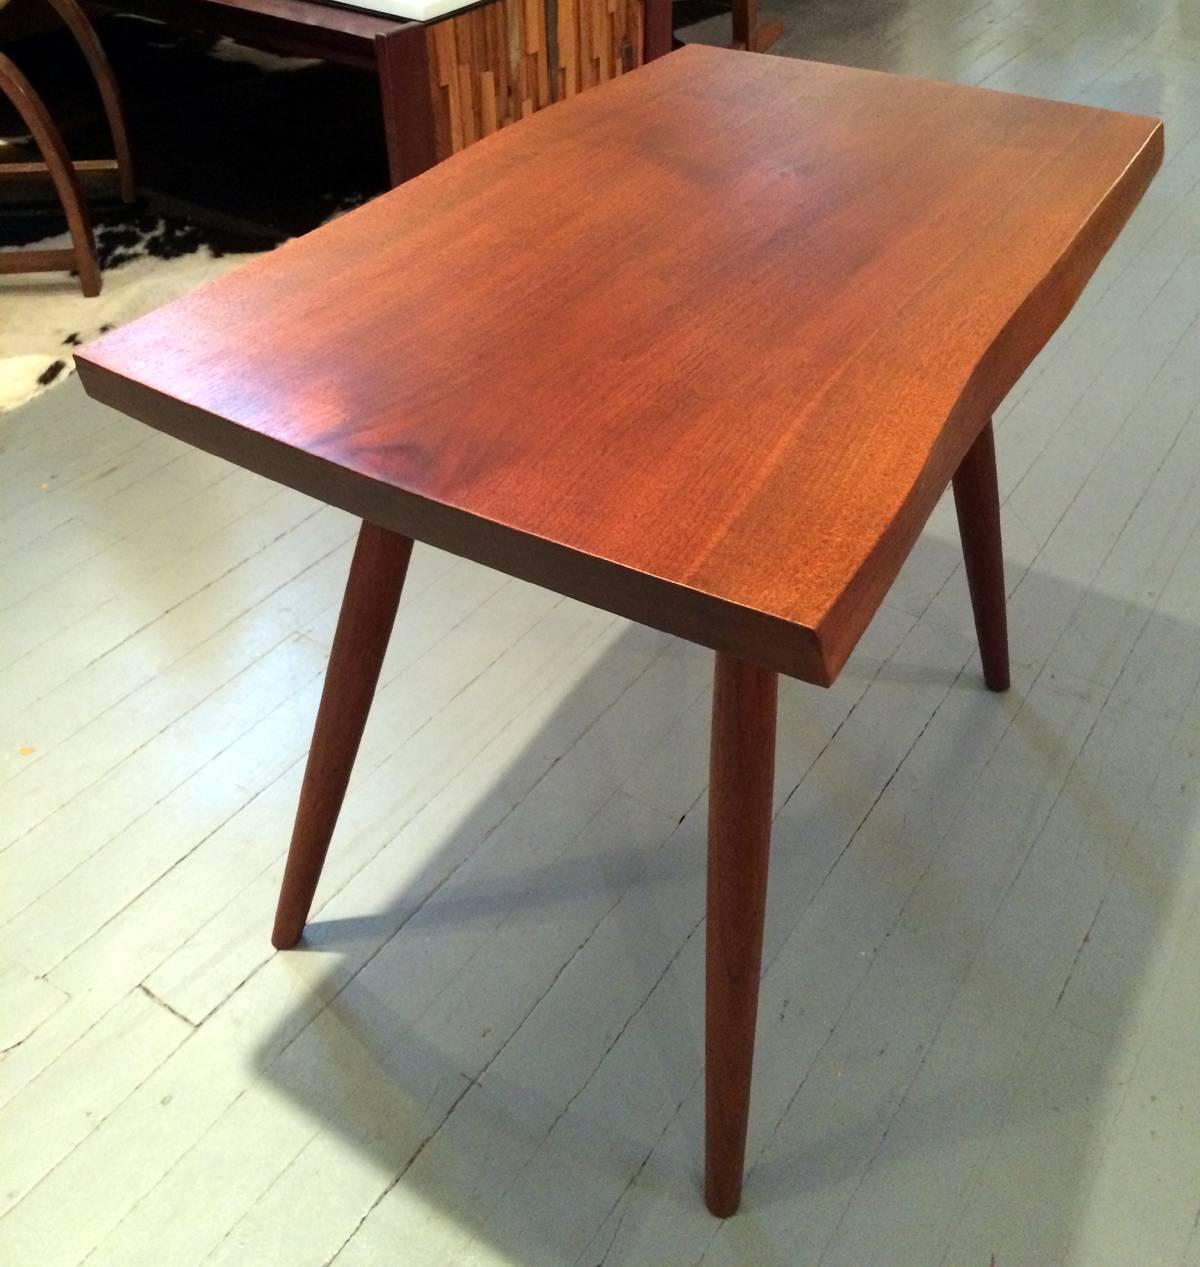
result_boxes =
[75,45,1162,1217]
[96,0,417,183]
[106,0,673,185]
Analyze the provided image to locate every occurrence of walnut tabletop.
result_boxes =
[76,44,1161,685]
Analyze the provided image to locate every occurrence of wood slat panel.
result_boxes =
[422,0,644,161]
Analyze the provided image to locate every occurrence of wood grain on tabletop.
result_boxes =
[75,44,1163,685]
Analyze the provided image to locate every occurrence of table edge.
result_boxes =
[814,114,1165,682]
[74,356,832,683]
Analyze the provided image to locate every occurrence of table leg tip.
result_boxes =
[271,923,304,950]
[704,1180,742,1218]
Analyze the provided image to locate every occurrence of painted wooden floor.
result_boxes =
[4,0,1200,1262]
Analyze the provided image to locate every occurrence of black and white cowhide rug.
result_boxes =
[0,207,265,411]
[1,19,382,412]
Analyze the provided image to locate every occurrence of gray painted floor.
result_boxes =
[4,1,1200,1263]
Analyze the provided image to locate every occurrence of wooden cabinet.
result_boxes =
[106,0,672,186]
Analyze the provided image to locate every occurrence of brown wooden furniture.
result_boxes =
[730,0,780,53]
[109,0,673,186]
[76,46,1162,1217]
[0,0,135,295]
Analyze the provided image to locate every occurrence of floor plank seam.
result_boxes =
[137,982,199,1030]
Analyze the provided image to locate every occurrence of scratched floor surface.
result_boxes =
[4,0,1200,1263]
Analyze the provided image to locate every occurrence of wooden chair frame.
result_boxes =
[0,0,135,296]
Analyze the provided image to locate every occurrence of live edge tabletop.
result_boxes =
[74,44,1161,1218]
[77,44,1160,686]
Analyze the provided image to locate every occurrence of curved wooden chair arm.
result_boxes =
[43,0,136,202]
[0,49,101,295]
[0,0,135,295]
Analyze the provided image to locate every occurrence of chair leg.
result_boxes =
[46,0,136,203]
[706,652,777,1217]
[731,0,755,49]
[731,0,783,52]
[952,418,1010,693]
[0,52,100,297]
[272,521,414,949]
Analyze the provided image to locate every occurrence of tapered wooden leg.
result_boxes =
[952,419,1010,693]
[271,521,413,949]
[706,652,778,1217]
